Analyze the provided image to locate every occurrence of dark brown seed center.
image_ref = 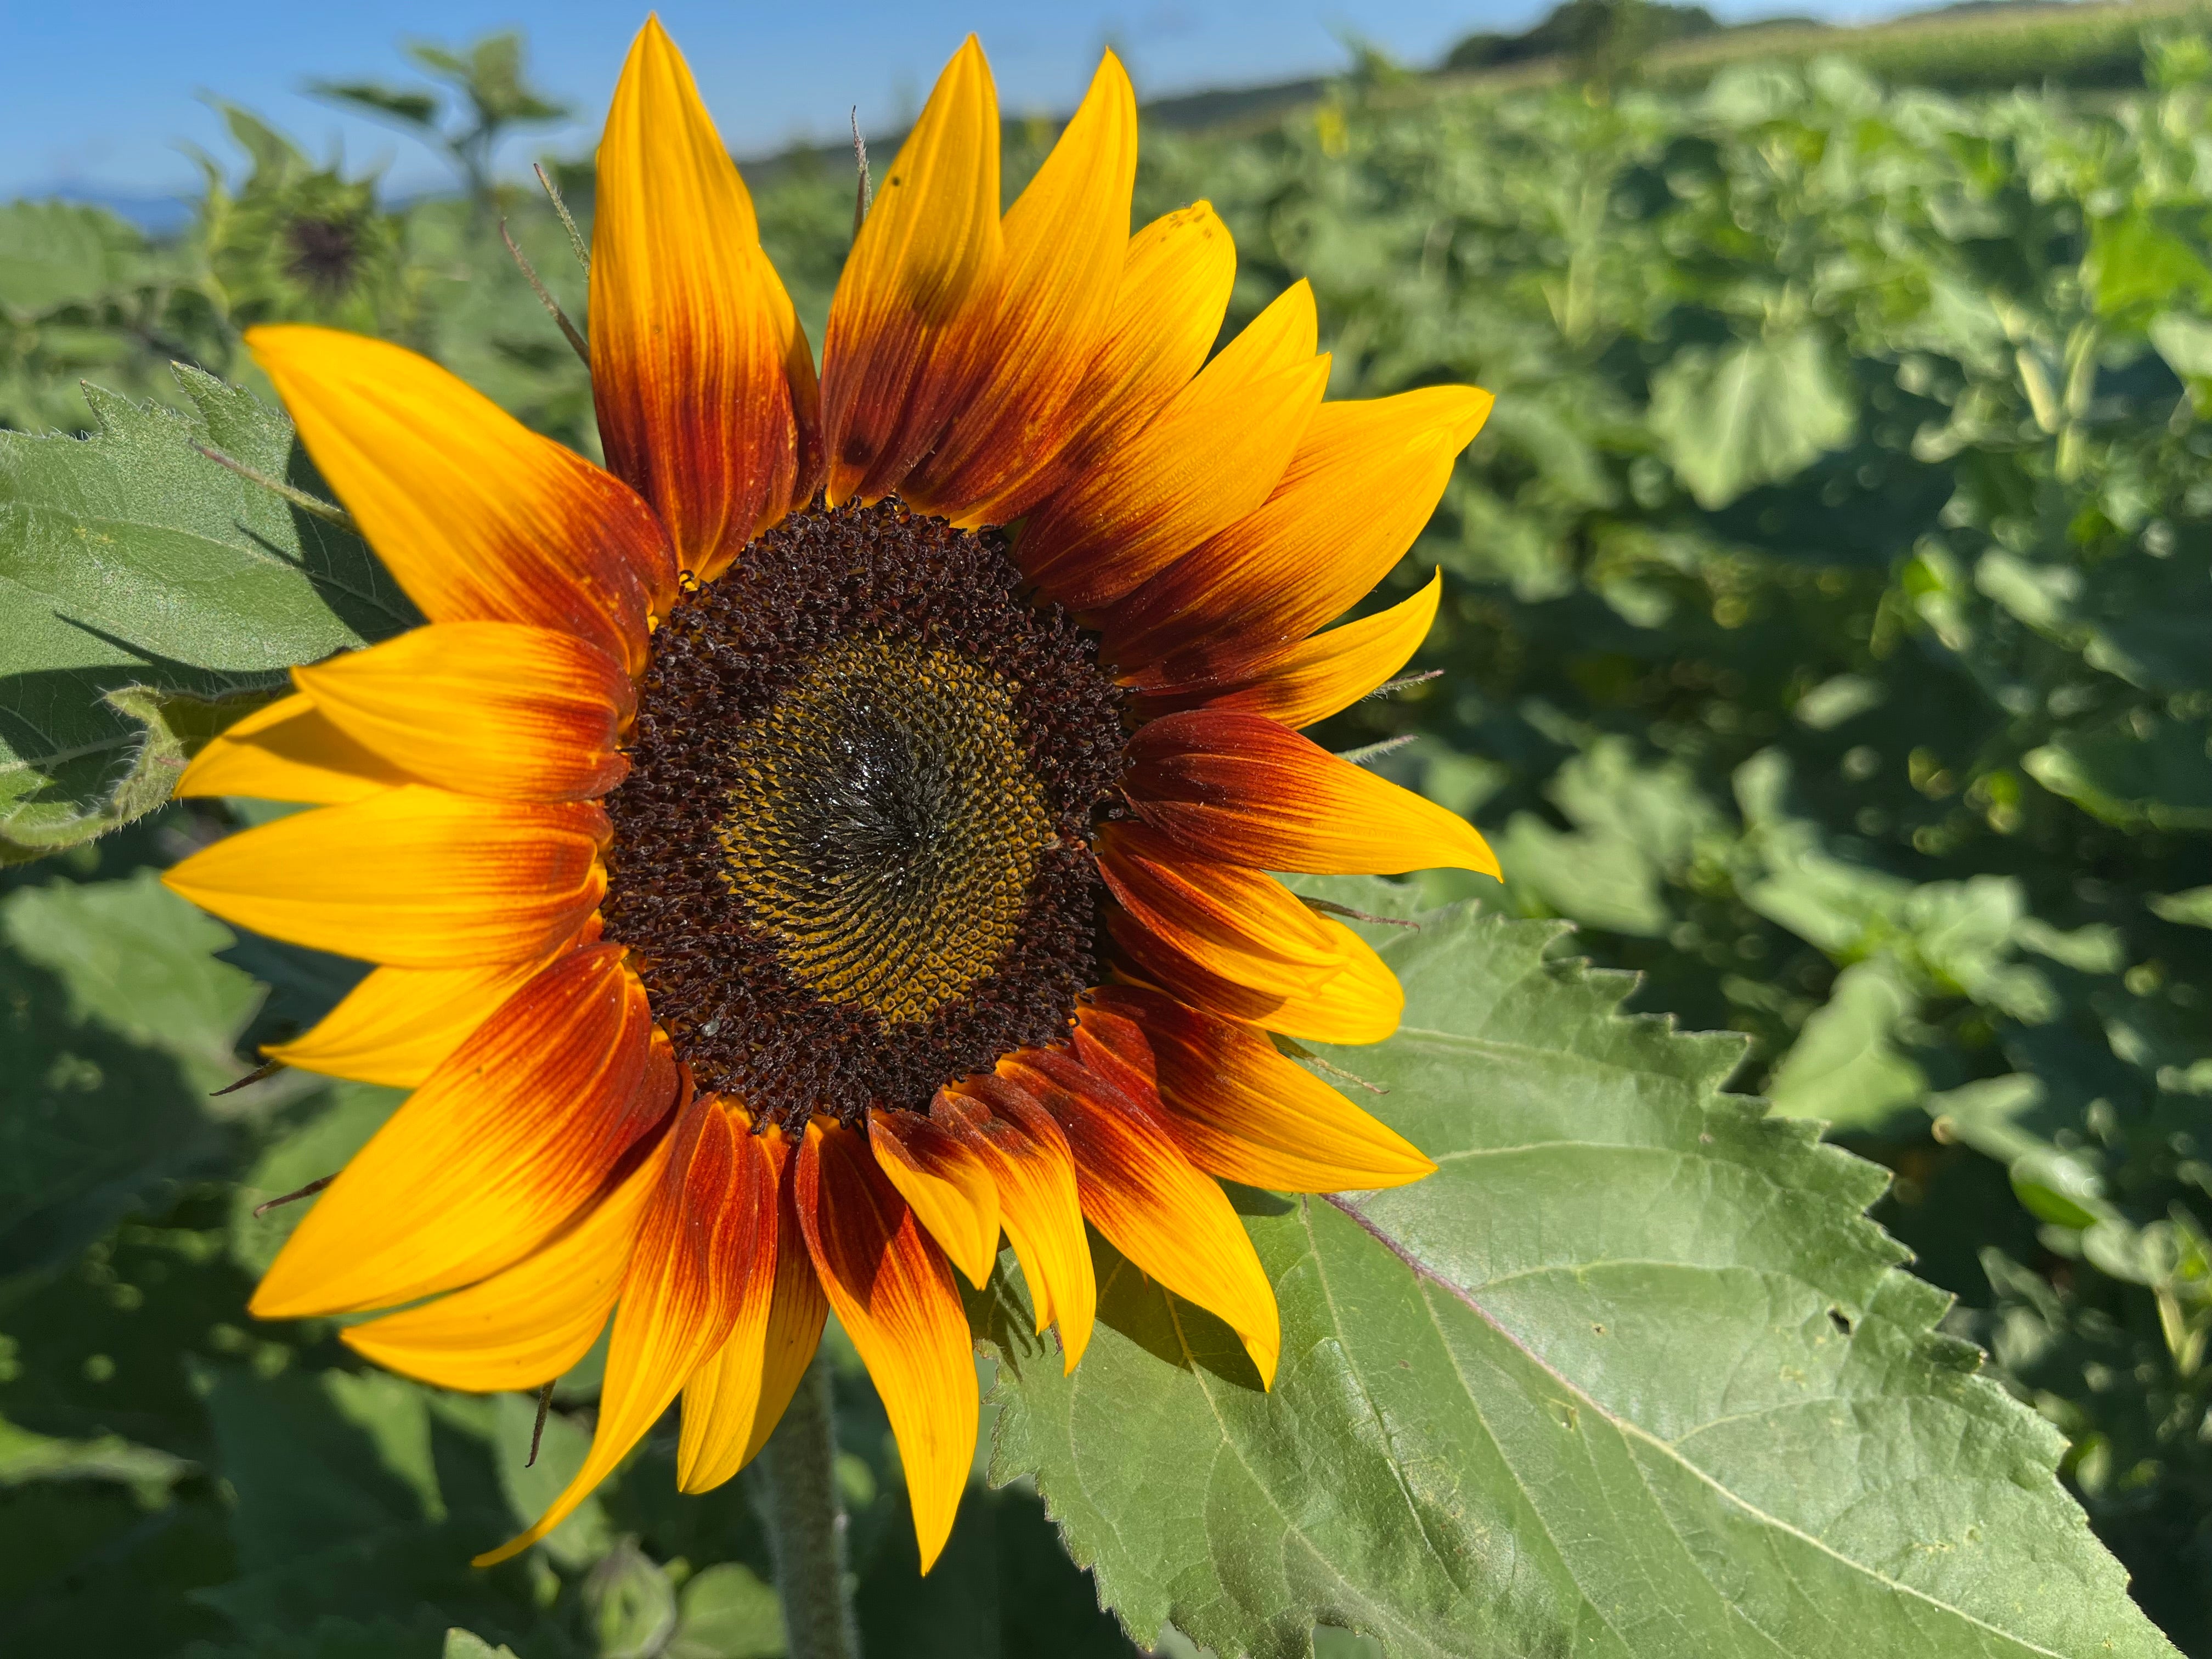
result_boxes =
[601,498,1125,1131]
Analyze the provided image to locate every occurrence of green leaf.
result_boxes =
[445,1631,522,1659]
[666,1563,786,1659]
[1765,958,1926,1132]
[2025,714,2212,831]
[0,366,417,858]
[0,868,303,1282]
[2086,210,2212,319]
[0,200,153,320]
[2149,886,2212,928]
[1649,328,1857,510]
[983,895,2172,1659]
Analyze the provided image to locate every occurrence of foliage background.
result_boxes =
[3,4,2211,1654]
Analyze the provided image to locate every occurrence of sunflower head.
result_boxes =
[166,15,1497,1576]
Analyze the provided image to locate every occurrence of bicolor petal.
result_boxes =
[1133,570,1443,729]
[819,37,1002,505]
[340,1130,669,1391]
[679,1125,829,1491]
[1082,986,1435,1191]
[1017,282,1327,610]
[984,201,1237,526]
[162,786,610,968]
[871,1107,1003,1289]
[174,691,409,805]
[796,1121,977,1573]
[1002,1045,1279,1384]
[250,945,675,1318]
[264,937,584,1090]
[294,622,633,804]
[593,18,816,581]
[903,52,1138,522]
[1123,710,1499,877]
[247,325,673,673]
[478,1094,778,1565]
[1098,386,1493,676]
[934,1082,1095,1370]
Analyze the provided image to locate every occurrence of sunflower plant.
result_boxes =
[0,18,2184,1659]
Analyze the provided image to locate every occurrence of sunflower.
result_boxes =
[163,17,1498,1572]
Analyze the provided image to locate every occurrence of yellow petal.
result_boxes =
[264,946,572,1090]
[870,1107,1002,1289]
[294,622,633,804]
[1082,987,1435,1192]
[980,201,1238,526]
[1135,571,1443,730]
[247,324,673,673]
[174,691,409,805]
[478,1096,778,1566]
[1099,385,1493,675]
[1016,281,1327,610]
[341,1132,668,1391]
[250,948,674,1318]
[934,1084,1096,1370]
[1123,710,1499,878]
[819,37,1003,505]
[592,18,815,579]
[797,1122,977,1573]
[679,1125,829,1491]
[902,52,1138,522]
[162,785,610,968]
[1007,1047,1279,1385]
[1097,821,1403,1044]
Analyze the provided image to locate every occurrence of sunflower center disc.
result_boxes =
[602,498,1125,1130]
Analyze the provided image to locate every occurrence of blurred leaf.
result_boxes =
[0,868,289,1282]
[986,895,2170,1658]
[583,1537,679,1659]
[1766,957,1926,1131]
[0,200,153,320]
[2026,714,2212,831]
[309,81,442,130]
[1650,328,1856,509]
[667,1563,786,1659]
[2086,209,2212,318]
[0,366,415,857]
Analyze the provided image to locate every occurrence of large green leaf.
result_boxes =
[1648,328,1857,510]
[0,200,155,320]
[983,893,2171,1659]
[0,366,417,858]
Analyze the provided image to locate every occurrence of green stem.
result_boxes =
[751,1356,859,1659]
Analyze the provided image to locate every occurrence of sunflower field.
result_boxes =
[5,14,2212,1658]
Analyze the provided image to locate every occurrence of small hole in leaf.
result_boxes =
[1828,1308,1853,1336]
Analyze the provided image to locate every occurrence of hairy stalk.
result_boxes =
[749,1357,858,1659]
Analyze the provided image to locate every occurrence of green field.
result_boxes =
[4,9,2212,1656]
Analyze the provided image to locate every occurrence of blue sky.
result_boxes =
[2,0,1901,201]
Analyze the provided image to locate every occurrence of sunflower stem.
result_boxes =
[501,218,591,366]
[750,1356,859,1659]
[535,162,591,273]
[850,108,873,239]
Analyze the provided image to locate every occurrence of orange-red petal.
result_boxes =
[173,691,409,805]
[478,1094,777,1565]
[292,622,633,804]
[679,1125,829,1489]
[1001,1046,1279,1384]
[247,325,672,675]
[1132,570,1443,729]
[263,934,583,1089]
[870,1108,1002,1289]
[934,1083,1095,1370]
[1081,986,1435,1191]
[340,1129,669,1391]
[1122,709,1498,877]
[162,786,609,968]
[901,52,1137,523]
[796,1121,977,1573]
[1097,820,1401,1042]
[592,18,814,582]
[984,202,1238,526]
[250,945,675,1318]
[1097,387,1492,678]
[819,38,1002,506]
[1016,282,1327,611]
